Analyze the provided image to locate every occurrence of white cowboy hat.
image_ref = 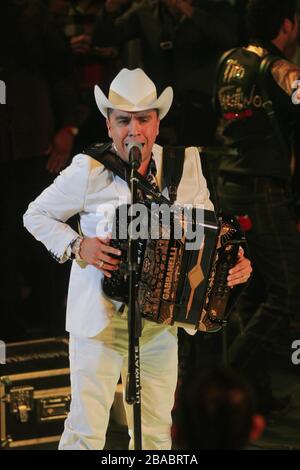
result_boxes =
[94,68,173,120]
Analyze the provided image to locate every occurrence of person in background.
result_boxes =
[214,0,300,415]
[92,0,238,146]
[173,367,265,450]
[0,0,79,339]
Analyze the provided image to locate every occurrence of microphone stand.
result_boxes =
[125,146,143,450]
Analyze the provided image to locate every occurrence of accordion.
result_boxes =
[103,204,245,333]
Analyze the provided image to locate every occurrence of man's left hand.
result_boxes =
[227,247,252,287]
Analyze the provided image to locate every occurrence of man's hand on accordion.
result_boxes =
[80,236,121,277]
[227,247,252,287]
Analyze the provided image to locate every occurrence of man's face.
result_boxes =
[106,109,160,163]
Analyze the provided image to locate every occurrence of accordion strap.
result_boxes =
[163,145,185,204]
[83,142,186,204]
[83,142,159,195]
[83,142,130,182]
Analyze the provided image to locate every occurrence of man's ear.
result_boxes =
[282,17,294,35]
[156,118,160,137]
[106,118,112,138]
[249,414,266,443]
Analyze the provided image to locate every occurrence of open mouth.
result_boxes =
[125,143,145,148]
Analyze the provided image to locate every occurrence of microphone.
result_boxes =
[127,142,142,169]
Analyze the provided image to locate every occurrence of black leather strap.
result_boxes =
[83,142,186,204]
[83,142,158,196]
[162,145,185,204]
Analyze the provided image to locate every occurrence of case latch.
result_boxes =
[37,395,70,422]
[10,386,34,423]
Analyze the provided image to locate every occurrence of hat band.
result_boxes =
[108,89,158,110]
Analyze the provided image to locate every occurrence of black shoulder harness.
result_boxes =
[83,142,186,204]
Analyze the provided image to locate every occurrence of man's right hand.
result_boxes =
[70,34,91,55]
[80,236,121,277]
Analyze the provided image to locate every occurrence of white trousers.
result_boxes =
[59,313,178,450]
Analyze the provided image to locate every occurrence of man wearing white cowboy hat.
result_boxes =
[23,68,252,450]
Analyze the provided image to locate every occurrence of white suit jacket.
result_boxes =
[23,144,214,337]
